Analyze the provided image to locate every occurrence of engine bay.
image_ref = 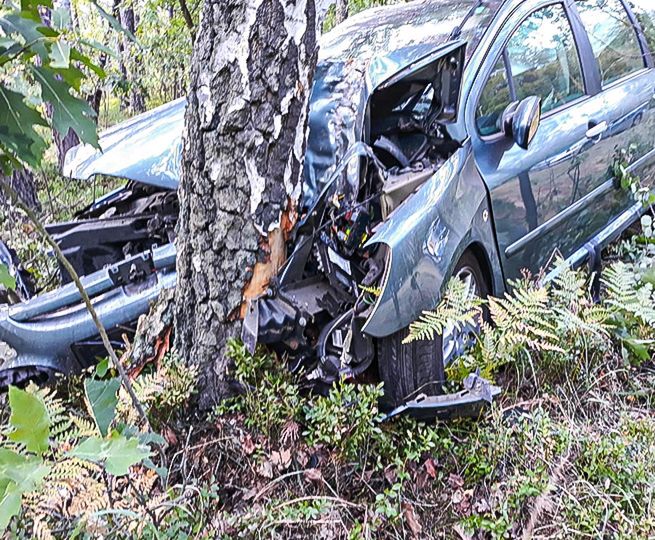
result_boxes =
[245,52,463,388]
[46,182,178,286]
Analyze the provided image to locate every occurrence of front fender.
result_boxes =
[362,142,502,338]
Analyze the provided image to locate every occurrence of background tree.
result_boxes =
[0,170,40,211]
[175,0,324,405]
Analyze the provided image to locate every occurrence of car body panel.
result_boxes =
[465,0,655,279]
[63,99,185,190]
[363,141,503,337]
[0,244,176,378]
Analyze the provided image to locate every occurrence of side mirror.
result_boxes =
[501,96,542,150]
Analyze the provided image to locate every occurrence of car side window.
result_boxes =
[576,0,645,86]
[626,0,655,54]
[476,57,512,136]
[475,4,586,137]
[506,5,585,114]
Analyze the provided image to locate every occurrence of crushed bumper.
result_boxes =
[0,244,176,385]
[382,373,501,421]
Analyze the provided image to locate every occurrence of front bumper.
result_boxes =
[0,244,176,383]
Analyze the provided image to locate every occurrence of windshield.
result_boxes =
[302,0,503,209]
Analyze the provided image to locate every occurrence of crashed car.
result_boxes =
[3,0,655,415]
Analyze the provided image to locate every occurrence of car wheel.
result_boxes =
[377,251,489,411]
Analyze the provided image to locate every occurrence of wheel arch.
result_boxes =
[463,241,495,296]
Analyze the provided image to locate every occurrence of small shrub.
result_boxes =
[303,379,384,462]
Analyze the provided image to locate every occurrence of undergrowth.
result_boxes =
[5,231,655,538]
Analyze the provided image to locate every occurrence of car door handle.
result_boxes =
[586,121,608,139]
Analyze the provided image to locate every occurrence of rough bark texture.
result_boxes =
[335,0,348,24]
[54,129,80,172]
[175,0,320,406]
[1,169,40,211]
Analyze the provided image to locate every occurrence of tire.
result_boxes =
[377,251,489,410]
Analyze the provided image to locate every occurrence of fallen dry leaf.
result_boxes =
[424,458,437,479]
[271,448,292,470]
[402,502,423,537]
[162,426,178,446]
[296,449,309,468]
[303,468,323,482]
[257,460,274,479]
[384,467,397,485]
[241,434,256,455]
[448,473,465,489]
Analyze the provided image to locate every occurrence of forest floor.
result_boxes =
[1,178,655,539]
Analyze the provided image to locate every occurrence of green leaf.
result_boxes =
[8,387,50,455]
[89,1,138,44]
[84,377,120,437]
[0,13,49,61]
[623,337,651,363]
[0,483,21,531]
[0,449,50,531]
[0,86,48,167]
[70,49,106,79]
[30,66,98,148]
[0,264,16,292]
[80,38,119,59]
[71,433,151,476]
[49,38,70,68]
[51,7,70,31]
[95,358,110,378]
[52,65,85,92]
[0,37,17,52]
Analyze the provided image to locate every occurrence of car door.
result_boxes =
[573,0,655,195]
[469,1,650,280]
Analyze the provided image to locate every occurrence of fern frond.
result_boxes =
[405,278,483,344]
[70,415,99,438]
[32,515,55,540]
[603,262,655,325]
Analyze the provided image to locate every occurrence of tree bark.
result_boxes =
[1,169,41,211]
[335,0,348,24]
[177,0,196,42]
[119,6,146,114]
[175,0,321,406]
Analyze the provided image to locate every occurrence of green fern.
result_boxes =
[405,277,483,344]
[603,262,655,325]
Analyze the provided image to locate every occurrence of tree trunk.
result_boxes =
[1,169,40,211]
[175,0,321,406]
[335,0,347,24]
[44,0,80,170]
[117,6,146,114]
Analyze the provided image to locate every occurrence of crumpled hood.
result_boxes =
[63,98,185,190]
[63,0,499,198]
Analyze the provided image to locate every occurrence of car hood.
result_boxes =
[64,0,499,199]
[63,98,185,190]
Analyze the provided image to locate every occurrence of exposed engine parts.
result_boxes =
[47,182,178,284]
[0,182,178,389]
[244,52,464,392]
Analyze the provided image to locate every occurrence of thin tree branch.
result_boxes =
[177,0,196,42]
[0,181,152,433]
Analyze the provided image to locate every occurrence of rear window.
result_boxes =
[626,0,655,54]
[576,0,645,86]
